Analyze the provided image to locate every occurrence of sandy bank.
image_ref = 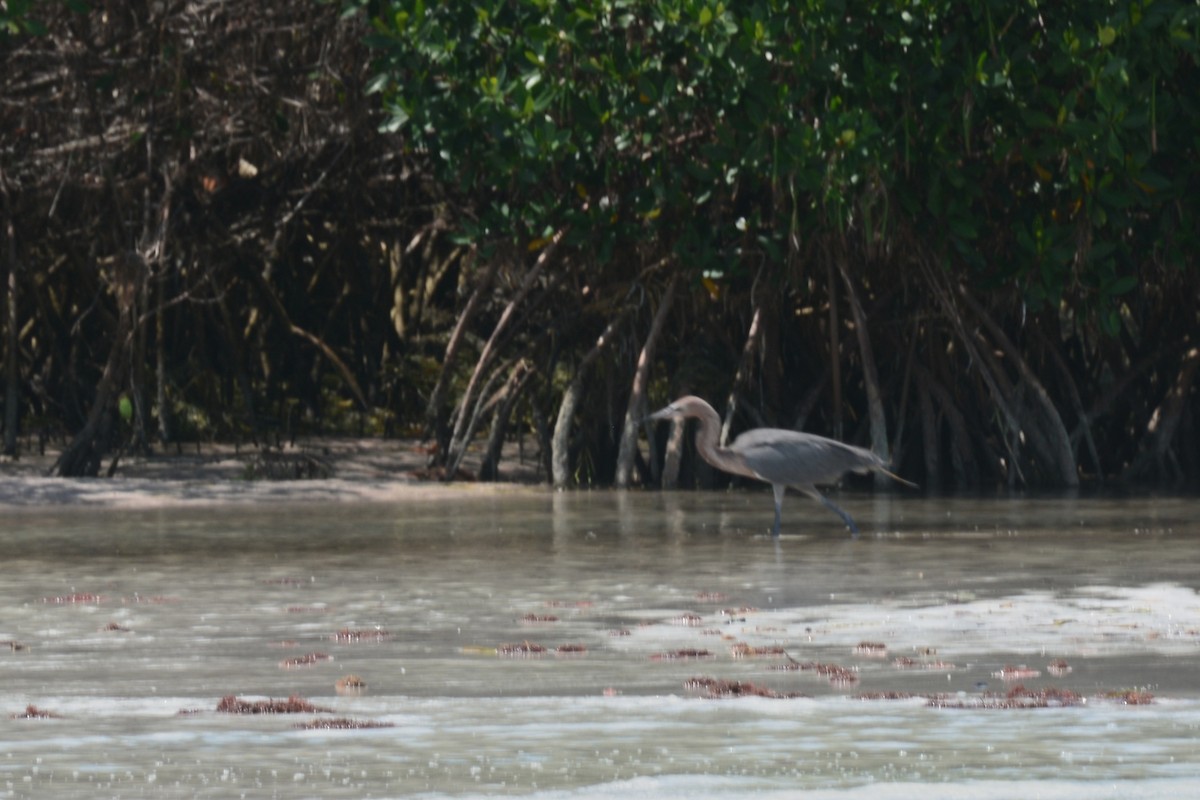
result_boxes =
[0,437,547,511]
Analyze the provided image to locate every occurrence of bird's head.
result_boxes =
[645,396,713,423]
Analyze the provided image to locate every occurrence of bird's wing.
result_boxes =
[730,429,882,488]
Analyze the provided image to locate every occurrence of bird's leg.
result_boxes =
[818,493,860,537]
[770,484,785,537]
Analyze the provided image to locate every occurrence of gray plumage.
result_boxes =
[648,395,914,536]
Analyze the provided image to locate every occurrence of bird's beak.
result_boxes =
[645,405,675,423]
[879,467,920,489]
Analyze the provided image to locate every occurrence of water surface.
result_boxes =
[2,489,1199,798]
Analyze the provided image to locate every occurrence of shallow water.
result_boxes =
[2,489,1200,798]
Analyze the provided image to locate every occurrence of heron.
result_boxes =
[647,395,916,536]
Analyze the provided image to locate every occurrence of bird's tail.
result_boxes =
[876,466,919,489]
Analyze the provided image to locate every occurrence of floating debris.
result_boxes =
[892,656,957,670]
[216,695,331,714]
[496,641,547,656]
[853,641,888,657]
[295,718,393,730]
[993,664,1041,681]
[555,643,588,655]
[42,593,103,605]
[1105,689,1155,705]
[3,640,28,651]
[279,652,333,669]
[684,677,806,699]
[650,649,713,661]
[773,660,860,685]
[331,628,391,643]
[730,643,786,658]
[244,450,333,480]
[608,629,631,637]
[11,704,62,719]
[124,595,181,605]
[101,621,130,632]
[336,675,367,695]
[1047,658,1073,676]
[929,684,1084,709]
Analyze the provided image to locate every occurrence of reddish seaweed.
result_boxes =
[216,695,331,714]
[124,595,181,604]
[295,718,394,730]
[11,704,62,719]
[496,641,547,656]
[331,628,391,643]
[520,614,559,623]
[993,664,1041,681]
[1105,689,1155,705]
[855,692,923,700]
[684,676,806,699]
[853,641,888,657]
[336,675,367,695]
[279,652,333,669]
[892,656,957,670]
[1047,658,1073,676]
[42,593,104,605]
[929,685,1084,709]
[650,649,713,661]
[730,643,786,658]
[670,613,704,626]
[555,643,588,654]
[772,660,860,684]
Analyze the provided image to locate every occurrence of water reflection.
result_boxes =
[2,490,1199,797]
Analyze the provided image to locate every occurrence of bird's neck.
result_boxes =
[693,411,752,478]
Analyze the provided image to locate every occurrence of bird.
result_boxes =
[647,395,916,536]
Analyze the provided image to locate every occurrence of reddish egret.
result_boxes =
[647,395,915,536]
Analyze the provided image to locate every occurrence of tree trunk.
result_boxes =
[551,314,624,488]
[919,364,980,488]
[51,252,145,476]
[720,305,762,446]
[1124,347,1200,483]
[660,415,686,489]
[479,360,533,481]
[1038,327,1102,480]
[155,275,172,443]
[444,230,564,475]
[615,273,678,488]
[825,256,843,441]
[917,367,941,489]
[444,358,514,480]
[838,259,890,481]
[424,247,496,448]
[957,284,1078,487]
[2,199,18,458]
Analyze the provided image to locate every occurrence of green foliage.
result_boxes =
[352,0,1198,332]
